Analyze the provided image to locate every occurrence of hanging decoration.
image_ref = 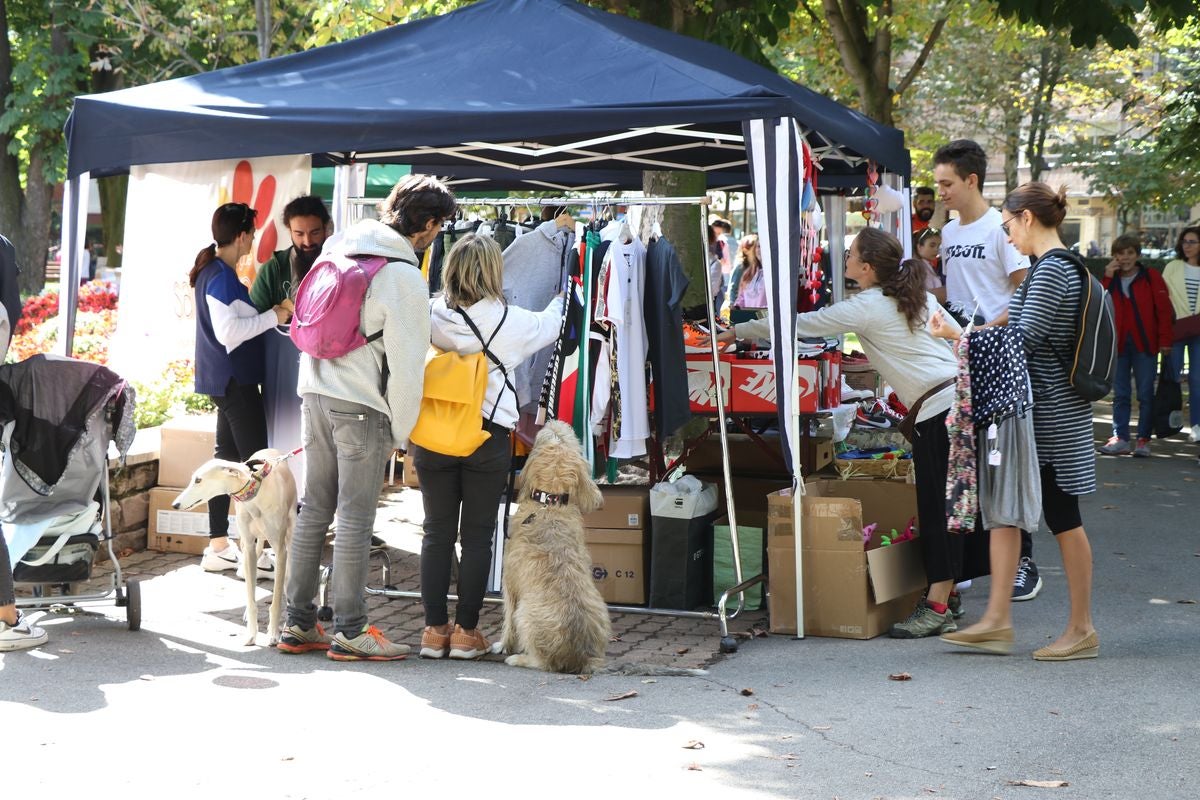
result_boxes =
[861,160,880,224]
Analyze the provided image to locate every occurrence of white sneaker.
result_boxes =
[201,543,240,572]
[236,549,276,582]
[1190,424,1200,443]
[840,375,874,402]
[0,612,48,652]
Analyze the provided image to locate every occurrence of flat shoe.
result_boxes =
[940,626,1013,655]
[1032,631,1099,661]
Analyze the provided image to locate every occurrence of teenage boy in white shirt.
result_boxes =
[931,139,1042,602]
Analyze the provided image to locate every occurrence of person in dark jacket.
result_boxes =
[1098,234,1174,457]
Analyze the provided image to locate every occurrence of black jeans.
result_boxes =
[207,380,268,538]
[414,425,512,630]
[0,532,14,607]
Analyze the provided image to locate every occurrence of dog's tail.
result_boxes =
[596,662,708,677]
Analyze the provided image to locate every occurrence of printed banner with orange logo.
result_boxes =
[110,155,310,384]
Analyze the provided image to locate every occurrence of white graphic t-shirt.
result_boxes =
[939,207,1029,322]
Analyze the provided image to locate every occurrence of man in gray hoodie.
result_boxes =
[280,175,456,661]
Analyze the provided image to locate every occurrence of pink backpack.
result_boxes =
[289,253,404,359]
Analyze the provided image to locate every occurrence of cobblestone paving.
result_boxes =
[49,484,769,672]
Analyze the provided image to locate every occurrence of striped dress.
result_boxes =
[1008,251,1096,495]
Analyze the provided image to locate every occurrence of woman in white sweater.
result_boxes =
[1162,225,1200,441]
[416,233,564,660]
[718,227,965,639]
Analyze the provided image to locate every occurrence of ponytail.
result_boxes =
[189,244,217,287]
[854,227,928,332]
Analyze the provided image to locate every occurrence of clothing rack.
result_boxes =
[354,190,755,652]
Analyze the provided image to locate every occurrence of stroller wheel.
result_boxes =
[316,605,333,622]
[126,578,142,631]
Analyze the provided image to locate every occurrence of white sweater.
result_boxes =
[430,294,565,429]
[735,288,960,421]
[296,219,430,448]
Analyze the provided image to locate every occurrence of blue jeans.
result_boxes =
[1170,335,1200,426]
[1112,348,1158,440]
[285,394,392,637]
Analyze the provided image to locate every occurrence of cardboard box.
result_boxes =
[766,480,926,638]
[667,352,839,416]
[158,415,217,489]
[581,486,649,530]
[584,528,647,605]
[146,486,236,555]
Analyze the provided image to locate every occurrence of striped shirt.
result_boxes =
[1009,251,1096,495]
[1186,264,1200,312]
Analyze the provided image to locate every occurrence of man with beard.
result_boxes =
[912,186,936,232]
[248,195,331,557]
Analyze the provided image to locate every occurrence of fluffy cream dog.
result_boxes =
[501,420,610,674]
[172,449,296,646]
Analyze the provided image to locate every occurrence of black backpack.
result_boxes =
[1020,248,1116,402]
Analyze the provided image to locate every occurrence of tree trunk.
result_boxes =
[97,175,128,269]
[18,151,53,295]
[1003,101,1022,196]
[255,0,272,61]
[643,170,708,313]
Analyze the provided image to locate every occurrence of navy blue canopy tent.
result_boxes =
[61,0,910,637]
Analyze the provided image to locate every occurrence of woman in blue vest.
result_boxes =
[188,202,290,574]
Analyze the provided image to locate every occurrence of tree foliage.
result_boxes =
[992,0,1200,49]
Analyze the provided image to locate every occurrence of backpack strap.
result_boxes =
[457,305,517,424]
[362,256,419,344]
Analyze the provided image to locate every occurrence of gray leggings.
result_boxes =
[1,532,15,607]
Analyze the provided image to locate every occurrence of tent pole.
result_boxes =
[827,194,847,305]
[55,172,88,357]
[700,208,744,629]
[332,163,368,231]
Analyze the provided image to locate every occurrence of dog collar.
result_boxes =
[530,489,569,506]
[231,460,273,504]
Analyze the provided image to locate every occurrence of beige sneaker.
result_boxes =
[448,625,491,660]
[327,626,410,661]
[420,625,452,659]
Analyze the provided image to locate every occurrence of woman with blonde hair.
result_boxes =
[728,234,766,323]
[415,232,565,660]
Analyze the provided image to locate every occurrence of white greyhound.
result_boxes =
[172,448,297,646]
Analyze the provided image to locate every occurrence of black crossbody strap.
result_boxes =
[457,305,517,423]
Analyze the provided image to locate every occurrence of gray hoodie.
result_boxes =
[429,294,564,430]
[296,218,429,448]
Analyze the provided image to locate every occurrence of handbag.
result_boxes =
[1152,353,1184,438]
[1173,313,1200,342]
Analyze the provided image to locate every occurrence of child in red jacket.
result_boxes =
[1099,234,1174,457]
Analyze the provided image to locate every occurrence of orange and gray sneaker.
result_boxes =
[327,625,410,661]
[448,625,492,660]
[276,622,332,654]
[420,625,452,659]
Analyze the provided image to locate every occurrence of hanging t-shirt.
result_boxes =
[596,234,649,459]
[939,207,1028,323]
[644,237,690,439]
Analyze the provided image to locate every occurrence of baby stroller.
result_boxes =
[1,354,140,630]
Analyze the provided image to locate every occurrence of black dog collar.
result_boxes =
[530,489,570,506]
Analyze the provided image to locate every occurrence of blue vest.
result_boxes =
[193,259,265,396]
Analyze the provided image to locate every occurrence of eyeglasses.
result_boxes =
[1182,238,1200,246]
[1000,214,1020,236]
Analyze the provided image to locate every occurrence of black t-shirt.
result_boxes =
[643,237,691,438]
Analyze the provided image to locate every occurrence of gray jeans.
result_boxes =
[285,393,391,637]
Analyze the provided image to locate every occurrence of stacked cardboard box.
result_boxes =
[147,416,234,554]
[766,480,926,638]
[581,486,650,605]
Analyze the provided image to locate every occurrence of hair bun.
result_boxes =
[1055,185,1069,209]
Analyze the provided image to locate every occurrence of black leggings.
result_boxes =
[207,380,268,538]
[414,426,512,630]
[1041,463,1083,534]
[911,410,963,584]
[1,533,14,607]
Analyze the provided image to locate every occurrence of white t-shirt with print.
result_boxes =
[939,207,1029,322]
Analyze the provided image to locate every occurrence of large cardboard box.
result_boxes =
[766,480,926,638]
[581,486,649,530]
[584,528,647,605]
[158,415,217,489]
[146,486,236,555]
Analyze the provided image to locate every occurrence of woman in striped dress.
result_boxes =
[996,183,1098,660]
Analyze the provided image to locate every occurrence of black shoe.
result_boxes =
[370,534,387,549]
[1011,557,1042,601]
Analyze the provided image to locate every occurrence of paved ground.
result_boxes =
[2,408,1198,799]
